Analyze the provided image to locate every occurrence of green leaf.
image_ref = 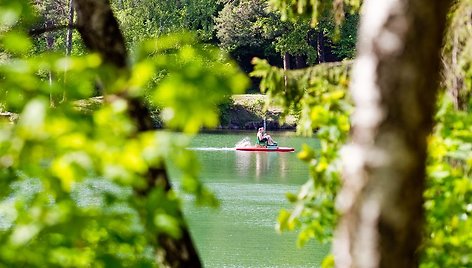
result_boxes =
[154,213,182,239]
[2,31,32,54]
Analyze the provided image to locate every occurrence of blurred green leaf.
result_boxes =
[1,31,32,54]
[154,213,182,239]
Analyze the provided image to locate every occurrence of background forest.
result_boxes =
[0,0,471,267]
[29,0,359,90]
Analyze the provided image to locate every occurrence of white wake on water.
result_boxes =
[187,147,236,151]
[235,137,252,148]
[186,137,253,151]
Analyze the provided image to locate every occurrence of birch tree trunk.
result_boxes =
[333,1,453,267]
[283,52,291,87]
[65,0,74,56]
[44,3,58,107]
[73,1,202,267]
[283,52,291,71]
[443,1,472,112]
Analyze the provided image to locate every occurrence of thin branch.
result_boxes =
[28,24,78,36]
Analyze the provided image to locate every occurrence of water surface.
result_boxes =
[170,131,329,268]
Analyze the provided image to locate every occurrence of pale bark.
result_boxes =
[44,1,57,106]
[283,52,291,87]
[73,1,202,267]
[283,52,291,71]
[450,31,465,110]
[443,2,472,111]
[334,1,453,267]
[65,0,74,56]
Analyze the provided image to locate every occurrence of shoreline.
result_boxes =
[217,94,297,130]
[3,94,298,130]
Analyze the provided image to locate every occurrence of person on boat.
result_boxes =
[257,127,276,146]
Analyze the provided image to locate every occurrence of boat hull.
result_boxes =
[235,147,295,152]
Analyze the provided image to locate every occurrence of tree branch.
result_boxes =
[28,24,78,36]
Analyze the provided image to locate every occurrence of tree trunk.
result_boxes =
[333,1,453,267]
[316,31,325,63]
[283,52,291,71]
[44,4,57,107]
[60,0,75,103]
[283,52,291,87]
[65,0,74,56]
[442,1,472,112]
[449,33,467,111]
[73,1,202,267]
[73,0,127,69]
[295,55,306,69]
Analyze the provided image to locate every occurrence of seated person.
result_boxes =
[257,127,276,146]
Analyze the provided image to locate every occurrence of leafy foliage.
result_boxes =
[251,59,352,246]
[270,19,318,64]
[0,2,248,267]
[113,0,220,49]
[253,48,472,267]
[29,0,86,56]
[421,95,472,267]
[254,4,472,265]
[216,0,358,67]
[325,12,358,59]
[267,0,361,26]
[216,0,272,52]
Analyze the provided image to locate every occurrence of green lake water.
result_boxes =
[0,131,329,267]
[170,131,330,268]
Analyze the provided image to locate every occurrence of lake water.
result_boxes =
[170,131,329,268]
[0,131,329,267]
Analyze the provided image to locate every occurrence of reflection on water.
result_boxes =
[170,131,329,268]
[235,149,293,183]
[235,151,289,182]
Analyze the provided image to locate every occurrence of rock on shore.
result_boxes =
[219,94,297,130]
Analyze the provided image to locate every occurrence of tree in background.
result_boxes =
[442,0,472,112]
[324,12,358,60]
[216,0,358,91]
[113,0,220,49]
[216,0,278,72]
[30,0,84,55]
[267,0,359,63]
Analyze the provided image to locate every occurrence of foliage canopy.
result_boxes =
[0,1,248,266]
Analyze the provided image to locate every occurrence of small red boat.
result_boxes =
[235,146,295,152]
